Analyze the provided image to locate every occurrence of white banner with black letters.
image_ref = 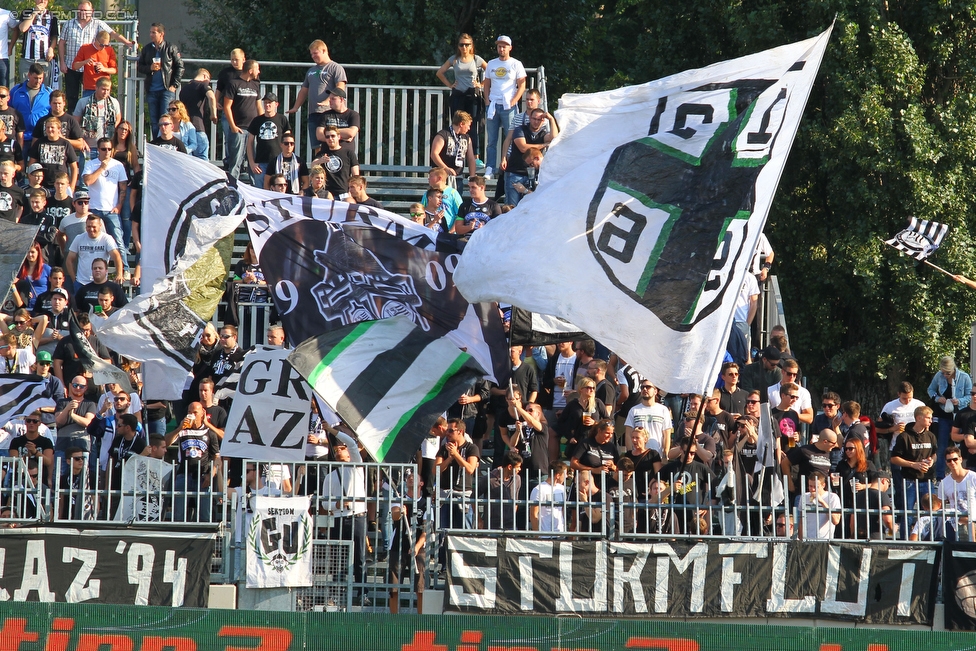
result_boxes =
[446,536,938,624]
[221,346,312,462]
[0,527,213,606]
[246,495,314,588]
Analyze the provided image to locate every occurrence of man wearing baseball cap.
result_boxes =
[33,349,63,428]
[35,285,71,355]
[482,35,526,178]
[246,90,287,189]
[315,86,360,144]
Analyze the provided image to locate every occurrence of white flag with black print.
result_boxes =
[246,495,314,588]
[884,217,949,261]
[454,27,832,396]
[0,374,57,425]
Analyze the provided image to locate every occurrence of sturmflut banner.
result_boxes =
[446,536,938,624]
[221,346,311,463]
[0,527,213,606]
[246,496,314,588]
[453,28,832,395]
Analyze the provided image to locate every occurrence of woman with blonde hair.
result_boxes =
[435,33,487,161]
[167,100,202,158]
[556,377,609,458]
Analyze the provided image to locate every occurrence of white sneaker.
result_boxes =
[484,166,493,180]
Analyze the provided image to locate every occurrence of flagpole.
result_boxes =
[880,237,958,279]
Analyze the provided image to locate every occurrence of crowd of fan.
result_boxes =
[0,5,970,552]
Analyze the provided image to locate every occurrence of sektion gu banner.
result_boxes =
[453,27,832,396]
[238,186,509,386]
[247,495,314,588]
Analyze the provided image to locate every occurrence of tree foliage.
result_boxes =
[185,0,976,411]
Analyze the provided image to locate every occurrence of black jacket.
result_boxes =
[137,40,184,93]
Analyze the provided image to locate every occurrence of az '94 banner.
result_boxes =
[240,190,508,385]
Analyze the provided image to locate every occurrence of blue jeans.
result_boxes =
[147,417,167,436]
[224,128,247,180]
[147,89,174,139]
[193,130,209,160]
[936,415,952,479]
[506,172,530,207]
[91,209,129,272]
[250,162,267,189]
[485,104,516,171]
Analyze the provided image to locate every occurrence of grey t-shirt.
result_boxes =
[301,61,347,114]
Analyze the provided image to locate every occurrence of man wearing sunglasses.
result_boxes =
[781,427,836,494]
[9,409,53,488]
[939,446,976,541]
[264,133,308,193]
[53,374,96,462]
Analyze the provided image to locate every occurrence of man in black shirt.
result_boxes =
[223,58,261,180]
[74,257,127,313]
[149,115,186,153]
[0,159,23,221]
[310,124,358,199]
[246,91,287,189]
[660,435,714,534]
[28,116,78,190]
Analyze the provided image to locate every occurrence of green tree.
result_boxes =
[185,0,976,411]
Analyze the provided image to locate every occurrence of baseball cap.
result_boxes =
[496,35,512,46]
[51,287,69,299]
[27,163,43,174]
[36,350,52,363]
[762,345,781,362]
[73,190,90,202]
[328,87,346,99]
[262,91,278,103]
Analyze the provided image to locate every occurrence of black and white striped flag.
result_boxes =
[288,316,485,463]
[885,217,949,261]
[0,374,57,425]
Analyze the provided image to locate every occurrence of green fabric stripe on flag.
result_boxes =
[307,320,377,387]
[377,351,472,460]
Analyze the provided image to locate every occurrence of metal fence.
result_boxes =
[1,451,964,612]
[121,57,547,172]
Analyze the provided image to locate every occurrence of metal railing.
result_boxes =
[121,57,547,172]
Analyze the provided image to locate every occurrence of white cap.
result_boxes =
[496,35,512,46]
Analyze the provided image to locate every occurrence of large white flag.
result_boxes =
[454,28,832,395]
[124,146,245,398]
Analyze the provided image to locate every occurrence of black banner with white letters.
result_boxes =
[446,536,939,624]
[0,527,214,607]
[942,541,976,630]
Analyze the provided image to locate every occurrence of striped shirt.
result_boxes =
[19,10,58,61]
[60,17,111,65]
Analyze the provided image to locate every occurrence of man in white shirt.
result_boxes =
[321,432,367,602]
[877,381,926,470]
[65,210,123,290]
[624,381,673,454]
[940,446,976,541]
[481,35,526,178]
[797,471,841,540]
[530,461,567,532]
[767,359,813,424]
[81,136,127,276]
[730,272,759,364]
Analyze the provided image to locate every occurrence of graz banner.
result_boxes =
[446,536,938,624]
[246,496,314,588]
[221,346,312,463]
[0,527,213,607]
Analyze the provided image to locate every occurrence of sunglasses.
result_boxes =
[74,199,89,204]
[167,107,178,112]
[947,457,962,463]
[24,418,40,424]
[219,334,233,339]
[822,403,837,408]
[71,383,86,389]
[786,394,799,400]
[97,147,112,152]
[844,447,856,452]
[746,399,760,404]
[13,320,27,326]
[71,456,85,461]
[282,141,295,146]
